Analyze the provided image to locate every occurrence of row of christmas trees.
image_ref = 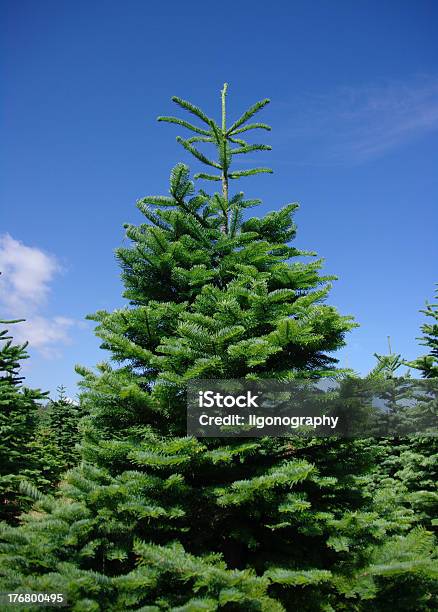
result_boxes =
[0,85,437,611]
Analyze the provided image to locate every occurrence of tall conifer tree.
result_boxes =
[2,86,435,611]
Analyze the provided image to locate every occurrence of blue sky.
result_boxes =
[1,0,437,398]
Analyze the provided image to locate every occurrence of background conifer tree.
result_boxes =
[1,86,436,611]
[31,385,85,487]
[360,350,438,610]
[0,320,48,523]
[43,386,83,470]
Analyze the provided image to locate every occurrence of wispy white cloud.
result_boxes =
[0,234,78,358]
[0,234,60,312]
[12,316,76,358]
[276,75,438,165]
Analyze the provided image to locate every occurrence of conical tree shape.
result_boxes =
[32,385,85,485]
[0,86,416,611]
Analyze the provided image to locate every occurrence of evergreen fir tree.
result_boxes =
[31,386,85,487]
[1,85,435,611]
[41,386,83,472]
[0,320,48,523]
[405,287,438,378]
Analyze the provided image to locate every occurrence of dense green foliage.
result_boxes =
[0,87,436,611]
